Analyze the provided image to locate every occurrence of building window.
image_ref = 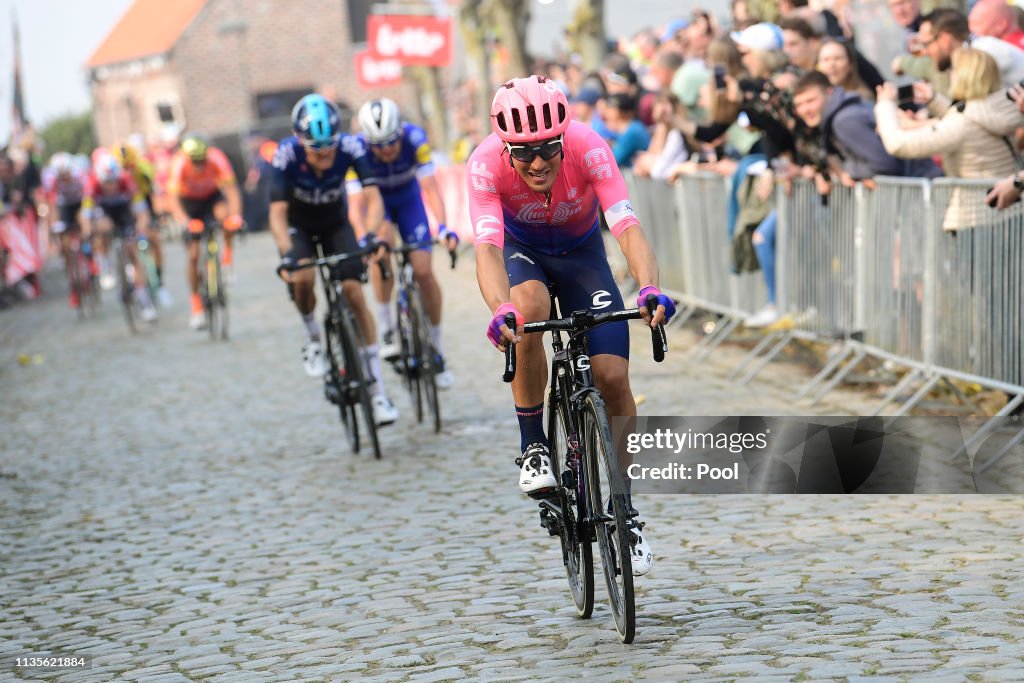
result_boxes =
[348,0,373,44]
[156,102,176,123]
[254,89,314,122]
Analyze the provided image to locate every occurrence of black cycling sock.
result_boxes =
[516,403,547,453]
[156,267,163,284]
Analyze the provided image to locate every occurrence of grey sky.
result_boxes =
[1,0,133,141]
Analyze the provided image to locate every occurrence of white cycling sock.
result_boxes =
[364,344,385,395]
[430,324,444,357]
[302,313,320,341]
[376,302,393,334]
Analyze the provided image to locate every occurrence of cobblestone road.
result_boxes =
[2,233,1022,682]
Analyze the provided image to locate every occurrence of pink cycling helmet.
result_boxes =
[490,75,571,144]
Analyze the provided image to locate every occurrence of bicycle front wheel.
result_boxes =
[409,289,440,433]
[548,393,594,618]
[116,241,136,334]
[339,305,381,460]
[582,392,635,643]
[204,243,226,340]
[325,310,359,453]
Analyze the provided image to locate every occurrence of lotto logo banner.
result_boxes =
[354,50,403,89]
[367,14,453,67]
[611,416,1024,494]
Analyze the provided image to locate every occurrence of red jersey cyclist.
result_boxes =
[467,75,676,576]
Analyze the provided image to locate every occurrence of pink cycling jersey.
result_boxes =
[466,120,639,255]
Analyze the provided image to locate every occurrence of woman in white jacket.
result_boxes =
[875,48,1022,231]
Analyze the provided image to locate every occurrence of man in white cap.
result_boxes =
[730,22,785,53]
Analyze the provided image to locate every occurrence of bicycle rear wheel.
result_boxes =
[548,391,594,618]
[338,304,381,460]
[409,289,440,433]
[325,310,359,453]
[582,392,635,643]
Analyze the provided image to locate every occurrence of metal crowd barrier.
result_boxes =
[628,171,1024,427]
[625,172,767,363]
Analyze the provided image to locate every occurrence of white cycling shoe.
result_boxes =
[302,340,327,378]
[627,519,653,576]
[371,394,399,426]
[140,304,158,323]
[189,311,206,330]
[518,443,557,495]
[435,370,455,389]
[380,330,401,361]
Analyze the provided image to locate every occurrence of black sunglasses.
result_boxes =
[506,137,563,163]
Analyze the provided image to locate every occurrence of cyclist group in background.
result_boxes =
[36,74,671,578]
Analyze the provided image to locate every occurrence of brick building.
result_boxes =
[87,0,416,164]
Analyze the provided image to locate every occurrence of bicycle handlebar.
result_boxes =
[387,237,459,270]
[501,298,668,382]
[501,312,517,383]
[276,242,390,280]
[646,293,667,363]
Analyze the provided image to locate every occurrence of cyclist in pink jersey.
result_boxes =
[467,75,676,577]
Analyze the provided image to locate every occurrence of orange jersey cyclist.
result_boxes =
[166,135,244,330]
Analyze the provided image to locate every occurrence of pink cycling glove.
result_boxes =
[487,302,524,348]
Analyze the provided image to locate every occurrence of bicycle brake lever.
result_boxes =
[646,294,667,363]
[502,312,517,383]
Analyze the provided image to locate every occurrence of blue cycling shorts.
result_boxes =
[504,229,628,359]
[383,188,432,251]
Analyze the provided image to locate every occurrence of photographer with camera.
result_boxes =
[876,49,1019,229]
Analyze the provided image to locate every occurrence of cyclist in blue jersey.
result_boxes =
[270,94,399,425]
[348,98,459,389]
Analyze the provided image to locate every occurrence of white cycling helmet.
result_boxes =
[50,152,74,176]
[358,98,402,144]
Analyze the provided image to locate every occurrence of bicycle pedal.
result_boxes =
[526,486,557,500]
[538,508,560,536]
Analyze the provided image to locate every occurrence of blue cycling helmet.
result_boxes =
[291,94,342,148]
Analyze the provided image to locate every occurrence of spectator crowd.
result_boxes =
[467,0,1024,328]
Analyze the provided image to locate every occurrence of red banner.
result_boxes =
[354,50,403,89]
[1,210,42,286]
[367,14,452,67]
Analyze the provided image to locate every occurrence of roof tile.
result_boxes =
[87,0,208,68]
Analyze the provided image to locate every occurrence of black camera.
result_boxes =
[897,84,917,111]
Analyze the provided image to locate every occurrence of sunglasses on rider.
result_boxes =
[302,137,339,152]
[506,136,563,163]
[370,136,401,150]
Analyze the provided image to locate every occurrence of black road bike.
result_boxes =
[279,239,387,460]
[387,239,456,433]
[502,292,667,643]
